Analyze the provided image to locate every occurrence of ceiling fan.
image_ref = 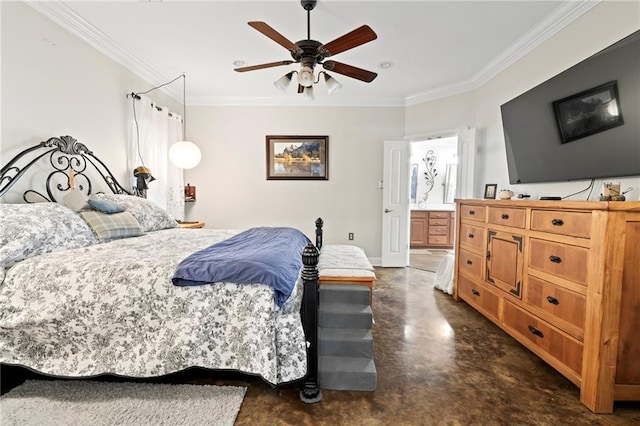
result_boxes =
[234,0,378,97]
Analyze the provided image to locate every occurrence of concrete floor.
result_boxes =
[228,266,640,425]
[2,265,639,424]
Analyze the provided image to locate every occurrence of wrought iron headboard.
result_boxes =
[0,135,132,202]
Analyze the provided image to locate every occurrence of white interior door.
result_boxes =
[456,127,477,199]
[381,140,410,267]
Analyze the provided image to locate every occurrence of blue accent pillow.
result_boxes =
[88,198,125,214]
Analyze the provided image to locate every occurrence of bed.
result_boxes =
[0,136,323,402]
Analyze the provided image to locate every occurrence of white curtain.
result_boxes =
[127,95,185,220]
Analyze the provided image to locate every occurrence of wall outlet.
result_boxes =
[348,232,354,240]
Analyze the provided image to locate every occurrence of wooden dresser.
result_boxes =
[410,210,455,248]
[453,199,640,413]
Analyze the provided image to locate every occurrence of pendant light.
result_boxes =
[169,74,201,169]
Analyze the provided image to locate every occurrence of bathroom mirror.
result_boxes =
[443,164,457,203]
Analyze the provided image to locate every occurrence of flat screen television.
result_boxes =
[501,29,640,184]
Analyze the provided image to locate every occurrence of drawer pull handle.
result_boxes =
[551,219,564,226]
[468,233,474,238]
[549,255,562,263]
[501,213,509,220]
[528,325,544,338]
[469,210,475,215]
[471,289,480,296]
[466,260,473,265]
[546,296,560,305]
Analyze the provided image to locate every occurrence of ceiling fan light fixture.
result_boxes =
[297,65,315,87]
[323,72,342,95]
[274,71,295,92]
[302,85,314,100]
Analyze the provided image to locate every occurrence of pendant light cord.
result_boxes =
[182,74,186,140]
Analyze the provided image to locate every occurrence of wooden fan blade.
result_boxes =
[234,60,294,72]
[248,21,300,52]
[320,25,377,57]
[323,61,377,83]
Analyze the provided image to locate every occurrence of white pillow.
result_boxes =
[62,188,90,212]
[92,193,177,232]
[0,203,99,267]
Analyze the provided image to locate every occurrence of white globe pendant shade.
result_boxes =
[169,141,201,169]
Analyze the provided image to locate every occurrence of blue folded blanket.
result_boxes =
[172,227,311,307]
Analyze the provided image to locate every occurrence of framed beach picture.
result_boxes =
[553,81,624,144]
[266,135,329,180]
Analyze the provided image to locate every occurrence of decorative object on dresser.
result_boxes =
[483,184,497,199]
[453,199,640,413]
[410,210,455,249]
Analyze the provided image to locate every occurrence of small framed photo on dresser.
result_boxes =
[484,184,497,199]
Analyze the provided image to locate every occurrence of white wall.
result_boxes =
[1,2,182,193]
[406,0,640,201]
[184,106,405,258]
[0,2,405,260]
[3,0,639,262]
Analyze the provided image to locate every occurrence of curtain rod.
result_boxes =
[126,92,177,117]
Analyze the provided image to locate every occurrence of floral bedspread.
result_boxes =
[0,229,307,385]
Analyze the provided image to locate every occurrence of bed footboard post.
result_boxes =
[315,217,323,250]
[300,242,322,403]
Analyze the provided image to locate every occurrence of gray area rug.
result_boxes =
[0,380,246,426]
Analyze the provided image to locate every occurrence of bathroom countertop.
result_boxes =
[410,204,455,212]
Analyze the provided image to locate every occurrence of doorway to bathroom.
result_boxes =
[408,136,458,270]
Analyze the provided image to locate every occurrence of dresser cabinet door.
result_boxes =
[486,230,524,298]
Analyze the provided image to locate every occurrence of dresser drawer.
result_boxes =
[458,275,500,321]
[459,223,486,252]
[531,210,592,238]
[528,238,589,286]
[459,205,486,222]
[458,249,483,279]
[525,275,586,339]
[487,207,526,229]
[429,211,450,219]
[503,301,583,378]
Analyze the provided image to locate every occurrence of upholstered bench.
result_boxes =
[318,244,376,303]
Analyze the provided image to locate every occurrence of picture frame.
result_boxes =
[266,135,328,180]
[553,81,624,144]
[484,183,497,199]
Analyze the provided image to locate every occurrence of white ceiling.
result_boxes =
[29,1,599,107]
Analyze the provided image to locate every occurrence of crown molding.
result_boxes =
[25,0,183,103]
[188,94,405,107]
[404,0,601,107]
[28,0,600,108]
